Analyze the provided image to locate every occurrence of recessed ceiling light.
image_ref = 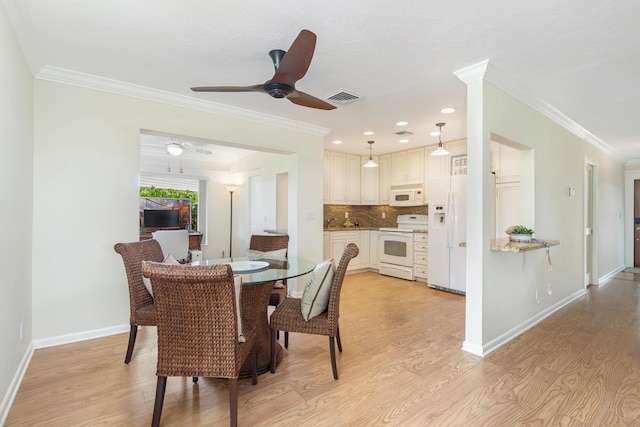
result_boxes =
[430,131,441,136]
[441,107,456,114]
[332,140,343,145]
[399,139,409,143]
[363,131,374,136]
[396,121,408,126]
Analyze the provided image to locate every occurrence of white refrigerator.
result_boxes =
[428,175,467,294]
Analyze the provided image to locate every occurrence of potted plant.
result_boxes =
[506,225,534,242]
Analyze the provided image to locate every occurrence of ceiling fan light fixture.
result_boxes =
[431,122,450,156]
[167,143,183,156]
[363,140,378,168]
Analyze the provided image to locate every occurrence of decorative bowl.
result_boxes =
[509,234,533,242]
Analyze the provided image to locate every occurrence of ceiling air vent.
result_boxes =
[325,89,362,104]
[394,130,413,136]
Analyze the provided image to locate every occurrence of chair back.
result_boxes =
[249,234,289,255]
[114,239,164,322]
[327,243,359,326]
[152,229,189,262]
[141,262,242,378]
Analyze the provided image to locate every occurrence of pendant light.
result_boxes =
[363,140,378,168]
[431,122,450,156]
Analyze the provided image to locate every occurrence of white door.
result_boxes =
[585,163,593,286]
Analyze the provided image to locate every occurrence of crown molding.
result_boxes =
[455,60,622,162]
[35,66,331,137]
[453,60,489,84]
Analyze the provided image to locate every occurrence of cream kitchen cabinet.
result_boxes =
[327,152,361,204]
[378,154,391,205]
[495,182,521,238]
[491,141,521,183]
[361,156,379,205]
[413,233,428,282]
[323,151,331,203]
[329,230,362,271]
[369,230,380,270]
[391,148,424,186]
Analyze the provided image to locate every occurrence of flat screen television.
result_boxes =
[143,209,180,228]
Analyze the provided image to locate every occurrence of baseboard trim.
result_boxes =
[0,342,34,425]
[33,324,130,349]
[598,265,626,284]
[479,288,587,357]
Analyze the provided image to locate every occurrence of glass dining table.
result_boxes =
[195,256,316,377]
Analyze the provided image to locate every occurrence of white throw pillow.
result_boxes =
[246,248,287,260]
[142,254,180,297]
[300,259,335,321]
[234,275,246,343]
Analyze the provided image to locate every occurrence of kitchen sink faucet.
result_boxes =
[326,217,337,227]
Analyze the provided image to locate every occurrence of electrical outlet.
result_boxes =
[535,289,539,303]
[345,212,349,218]
[382,212,386,219]
[19,321,23,341]
[221,250,225,258]
[547,283,553,296]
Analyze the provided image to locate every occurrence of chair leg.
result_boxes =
[336,325,343,352]
[229,378,238,427]
[277,330,280,340]
[270,329,277,373]
[124,324,138,364]
[329,336,338,380]
[193,377,198,383]
[151,376,167,427]
[284,331,289,349]
[251,342,258,385]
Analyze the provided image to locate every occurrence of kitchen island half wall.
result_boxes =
[324,204,428,228]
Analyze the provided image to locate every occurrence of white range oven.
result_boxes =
[379,214,428,280]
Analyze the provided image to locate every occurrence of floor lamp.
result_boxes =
[226,185,238,257]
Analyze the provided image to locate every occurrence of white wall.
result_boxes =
[462,68,625,355]
[0,4,34,421]
[31,80,324,342]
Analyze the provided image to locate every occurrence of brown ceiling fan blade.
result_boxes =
[287,90,336,110]
[271,30,316,87]
[191,84,264,92]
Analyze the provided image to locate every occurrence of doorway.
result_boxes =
[635,180,640,267]
[584,158,598,286]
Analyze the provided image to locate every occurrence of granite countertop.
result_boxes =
[459,237,560,252]
[324,227,428,233]
[324,226,379,231]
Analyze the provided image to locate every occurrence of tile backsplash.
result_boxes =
[324,204,428,228]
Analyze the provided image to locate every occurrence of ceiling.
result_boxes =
[4,0,639,163]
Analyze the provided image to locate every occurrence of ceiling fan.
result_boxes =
[164,139,212,156]
[191,29,336,110]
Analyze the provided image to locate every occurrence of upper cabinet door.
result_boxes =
[378,154,391,204]
[328,152,361,205]
[491,142,521,183]
[391,148,424,186]
[361,155,379,205]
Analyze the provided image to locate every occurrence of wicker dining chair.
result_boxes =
[141,262,258,427]
[249,234,290,307]
[114,239,164,364]
[269,243,359,379]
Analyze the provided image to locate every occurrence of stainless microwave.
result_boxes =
[389,188,425,206]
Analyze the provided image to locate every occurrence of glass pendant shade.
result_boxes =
[363,140,378,167]
[430,123,450,156]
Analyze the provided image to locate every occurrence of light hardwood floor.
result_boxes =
[6,270,640,426]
